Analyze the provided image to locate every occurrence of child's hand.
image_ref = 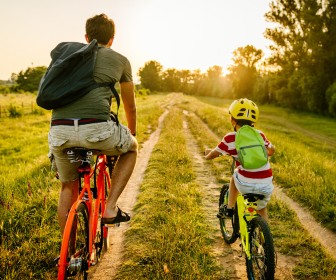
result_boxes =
[204,148,212,156]
[204,148,221,160]
[267,144,276,156]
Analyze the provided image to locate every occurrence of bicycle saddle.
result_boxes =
[63,147,101,154]
[243,193,265,202]
[63,147,101,163]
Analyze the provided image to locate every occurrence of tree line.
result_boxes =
[137,0,336,117]
[5,0,336,117]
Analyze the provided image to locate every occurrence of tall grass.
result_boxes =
[116,107,221,279]
[268,199,336,279]
[0,93,165,279]
[0,113,60,279]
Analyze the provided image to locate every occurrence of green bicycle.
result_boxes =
[218,173,276,279]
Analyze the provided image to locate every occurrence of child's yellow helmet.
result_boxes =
[228,98,259,123]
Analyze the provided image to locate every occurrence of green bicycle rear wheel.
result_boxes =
[246,216,275,280]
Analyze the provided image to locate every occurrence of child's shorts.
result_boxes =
[233,172,274,210]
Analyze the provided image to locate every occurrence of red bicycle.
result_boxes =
[57,148,117,279]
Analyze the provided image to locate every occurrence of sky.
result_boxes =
[0,0,272,81]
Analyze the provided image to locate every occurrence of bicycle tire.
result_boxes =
[218,184,239,244]
[93,159,111,261]
[246,216,275,280]
[93,203,104,263]
[58,202,89,280]
[102,173,110,252]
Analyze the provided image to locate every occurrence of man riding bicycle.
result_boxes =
[48,14,138,234]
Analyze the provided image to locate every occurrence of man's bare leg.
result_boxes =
[58,179,79,234]
[103,142,138,218]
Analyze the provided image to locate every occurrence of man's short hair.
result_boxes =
[86,14,115,45]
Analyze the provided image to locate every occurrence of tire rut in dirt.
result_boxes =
[88,110,169,280]
[182,116,246,279]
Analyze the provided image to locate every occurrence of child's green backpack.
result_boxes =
[235,125,268,169]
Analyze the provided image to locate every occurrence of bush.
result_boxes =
[7,104,22,118]
[0,85,11,94]
[136,88,150,97]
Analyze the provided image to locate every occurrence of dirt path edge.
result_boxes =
[89,110,169,279]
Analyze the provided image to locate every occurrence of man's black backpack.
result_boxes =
[36,39,120,110]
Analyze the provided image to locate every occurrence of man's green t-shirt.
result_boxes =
[52,47,132,120]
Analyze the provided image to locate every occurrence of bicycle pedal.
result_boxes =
[217,212,224,219]
[105,223,120,228]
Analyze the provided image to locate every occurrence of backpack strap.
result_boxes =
[109,85,120,112]
[85,82,120,111]
[109,85,120,126]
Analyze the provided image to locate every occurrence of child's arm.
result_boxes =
[204,148,221,160]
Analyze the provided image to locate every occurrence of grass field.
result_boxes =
[0,93,165,279]
[180,95,336,232]
[0,92,335,279]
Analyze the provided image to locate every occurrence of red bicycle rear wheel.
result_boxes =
[58,202,89,280]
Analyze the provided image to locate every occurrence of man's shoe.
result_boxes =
[101,207,130,225]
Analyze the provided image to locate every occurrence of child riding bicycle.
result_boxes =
[204,98,275,220]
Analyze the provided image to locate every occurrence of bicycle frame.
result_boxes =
[219,157,275,279]
[58,154,111,279]
[236,193,259,260]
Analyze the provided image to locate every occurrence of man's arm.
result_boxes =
[120,81,136,135]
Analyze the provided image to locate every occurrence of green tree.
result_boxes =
[138,61,163,91]
[227,45,263,99]
[16,66,46,92]
[161,68,180,92]
[177,69,192,93]
[265,0,336,114]
[205,65,223,97]
[186,69,205,96]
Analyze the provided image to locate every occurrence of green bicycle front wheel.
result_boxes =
[246,216,275,280]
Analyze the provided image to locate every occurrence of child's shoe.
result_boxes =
[223,208,234,218]
[217,206,234,218]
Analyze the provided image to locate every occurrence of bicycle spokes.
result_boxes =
[251,229,267,277]
[59,203,89,279]
[246,217,275,280]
